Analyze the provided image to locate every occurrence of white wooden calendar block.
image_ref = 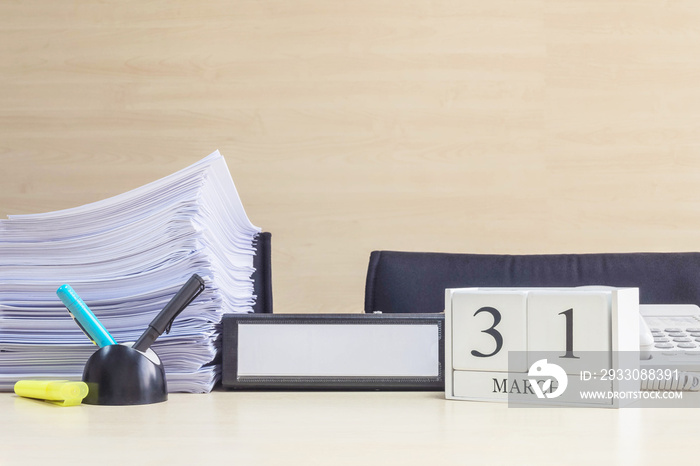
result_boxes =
[451,289,528,372]
[527,291,612,375]
[445,286,640,408]
[445,288,528,404]
[452,370,614,405]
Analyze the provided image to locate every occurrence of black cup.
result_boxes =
[82,344,167,405]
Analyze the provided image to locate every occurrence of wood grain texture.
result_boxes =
[2,1,700,313]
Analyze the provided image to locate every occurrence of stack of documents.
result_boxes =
[0,151,261,392]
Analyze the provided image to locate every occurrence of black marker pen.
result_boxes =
[132,274,205,353]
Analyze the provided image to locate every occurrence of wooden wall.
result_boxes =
[2,1,700,313]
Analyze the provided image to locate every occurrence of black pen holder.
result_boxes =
[82,344,168,405]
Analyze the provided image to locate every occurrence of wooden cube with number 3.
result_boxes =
[451,290,528,372]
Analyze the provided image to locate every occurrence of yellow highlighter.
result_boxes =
[14,380,89,407]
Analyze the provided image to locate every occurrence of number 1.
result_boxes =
[559,308,579,359]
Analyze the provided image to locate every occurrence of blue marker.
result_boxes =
[57,284,117,347]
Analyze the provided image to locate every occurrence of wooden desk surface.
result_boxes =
[1,390,696,465]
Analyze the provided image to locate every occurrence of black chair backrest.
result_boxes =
[364,250,700,313]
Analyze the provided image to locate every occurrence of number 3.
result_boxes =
[471,306,504,358]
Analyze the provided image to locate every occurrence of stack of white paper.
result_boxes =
[0,151,261,392]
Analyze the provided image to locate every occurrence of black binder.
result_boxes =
[252,232,273,314]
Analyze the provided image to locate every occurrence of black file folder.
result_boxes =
[221,313,444,390]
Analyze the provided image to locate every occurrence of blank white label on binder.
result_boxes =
[237,324,440,377]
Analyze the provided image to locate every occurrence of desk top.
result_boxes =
[1,389,696,465]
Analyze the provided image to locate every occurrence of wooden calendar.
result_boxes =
[445,287,640,407]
